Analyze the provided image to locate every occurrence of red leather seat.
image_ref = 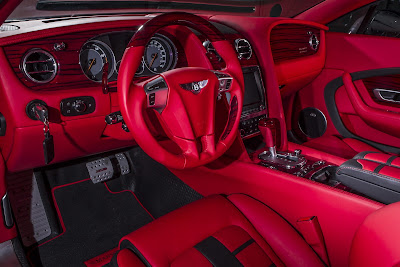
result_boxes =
[350,201,400,267]
[112,195,324,267]
[303,135,380,159]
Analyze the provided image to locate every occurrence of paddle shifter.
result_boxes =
[258,118,277,158]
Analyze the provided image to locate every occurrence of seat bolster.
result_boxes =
[350,202,400,267]
[342,138,380,154]
[227,194,324,267]
[303,135,380,159]
[112,249,146,267]
[119,195,282,267]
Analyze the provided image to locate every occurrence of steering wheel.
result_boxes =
[118,12,244,169]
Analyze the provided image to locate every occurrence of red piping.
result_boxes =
[103,183,156,220]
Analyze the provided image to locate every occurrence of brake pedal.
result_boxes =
[86,158,114,183]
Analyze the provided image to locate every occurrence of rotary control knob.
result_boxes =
[73,100,87,113]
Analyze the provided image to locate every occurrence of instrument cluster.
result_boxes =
[79,31,178,82]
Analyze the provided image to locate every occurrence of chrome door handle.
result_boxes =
[373,88,400,103]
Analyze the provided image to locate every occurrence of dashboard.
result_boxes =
[0,14,327,172]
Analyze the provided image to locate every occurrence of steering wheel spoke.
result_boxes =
[143,76,169,113]
[212,71,234,93]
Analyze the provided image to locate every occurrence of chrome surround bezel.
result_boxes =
[309,34,320,51]
[79,39,116,82]
[373,88,400,103]
[21,48,58,84]
[144,34,178,75]
[234,38,252,60]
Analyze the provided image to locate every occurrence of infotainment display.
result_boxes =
[242,66,266,111]
[239,66,267,139]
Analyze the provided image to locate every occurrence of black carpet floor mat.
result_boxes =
[28,179,154,267]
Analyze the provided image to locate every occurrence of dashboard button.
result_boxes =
[60,96,95,117]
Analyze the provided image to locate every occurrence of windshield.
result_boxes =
[7,0,325,21]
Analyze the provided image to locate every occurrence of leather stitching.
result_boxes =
[337,167,400,184]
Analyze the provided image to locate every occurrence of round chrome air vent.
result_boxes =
[309,34,320,51]
[21,49,58,83]
[234,39,252,60]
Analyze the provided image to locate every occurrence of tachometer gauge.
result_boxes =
[144,35,177,74]
[79,40,115,82]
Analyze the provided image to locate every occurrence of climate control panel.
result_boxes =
[240,113,267,138]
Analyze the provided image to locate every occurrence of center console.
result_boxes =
[256,118,334,181]
[239,66,267,139]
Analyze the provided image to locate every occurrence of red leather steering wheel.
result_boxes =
[118,12,244,169]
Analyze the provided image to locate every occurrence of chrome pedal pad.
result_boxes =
[115,153,130,175]
[86,157,114,184]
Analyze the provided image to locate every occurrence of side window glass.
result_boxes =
[328,4,372,34]
[328,0,400,37]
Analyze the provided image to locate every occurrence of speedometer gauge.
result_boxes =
[79,40,115,82]
[144,36,177,74]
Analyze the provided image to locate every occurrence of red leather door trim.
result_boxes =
[342,73,400,137]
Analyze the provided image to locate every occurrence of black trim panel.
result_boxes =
[195,236,243,267]
[232,239,255,255]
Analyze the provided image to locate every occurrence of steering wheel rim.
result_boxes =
[118,12,244,169]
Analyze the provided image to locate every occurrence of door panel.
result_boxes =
[293,32,400,153]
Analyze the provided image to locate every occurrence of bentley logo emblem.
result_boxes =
[180,80,208,94]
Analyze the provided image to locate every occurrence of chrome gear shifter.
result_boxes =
[258,118,277,158]
[258,118,306,170]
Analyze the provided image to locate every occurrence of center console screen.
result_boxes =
[239,66,267,138]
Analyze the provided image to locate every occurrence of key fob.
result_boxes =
[43,132,54,164]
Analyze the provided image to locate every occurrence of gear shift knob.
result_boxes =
[258,118,277,157]
[258,119,275,148]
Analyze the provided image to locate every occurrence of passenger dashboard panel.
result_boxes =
[270,24,321,63]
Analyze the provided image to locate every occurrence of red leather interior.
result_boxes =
[378,166,400,180]
[211,16,327,151]
[227,194,323,267]
[342,73,400,137]
[355,159,380,172]
[288,142,346,166]
[350,202,400,267]
[295,31,400,154]
[170,159,383,267]
[119,195,323,267]
[115,249,146,267]
[303,135,380,159]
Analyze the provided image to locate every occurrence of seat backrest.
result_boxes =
[350,202,400,267]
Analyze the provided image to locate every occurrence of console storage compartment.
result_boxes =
[335,152,400,204]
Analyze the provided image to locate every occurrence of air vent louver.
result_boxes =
[309,34,320,51]
[21,49,57,83]
[203,40,221,61]
[235,39,252,60]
